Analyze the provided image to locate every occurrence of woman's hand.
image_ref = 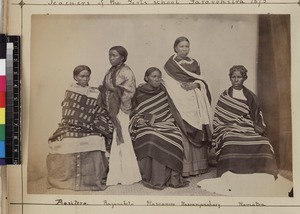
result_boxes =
[181,82,200,91]
[137,118,147,127]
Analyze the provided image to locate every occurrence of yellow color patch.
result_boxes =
[0,108,5,124]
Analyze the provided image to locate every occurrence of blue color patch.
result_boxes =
[0,140,5,158]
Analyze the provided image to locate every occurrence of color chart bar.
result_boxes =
[0,34,6,165]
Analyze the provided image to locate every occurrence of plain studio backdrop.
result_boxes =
[28,14,258,182]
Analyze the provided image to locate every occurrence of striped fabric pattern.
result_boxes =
[49,87,113,143]
[130,89,184,173]
[213,90,278,177]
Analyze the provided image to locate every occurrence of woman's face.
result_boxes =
[75,70,90,87]
[146,70,162,89]
[109,50,124,66]
[230,70,245,90]
[175,40,190,58]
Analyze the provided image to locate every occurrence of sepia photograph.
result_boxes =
[26,13,293,197]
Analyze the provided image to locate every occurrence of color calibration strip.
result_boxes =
[0,35,6,164]
[0,34,21,165]
[6,36,21,165]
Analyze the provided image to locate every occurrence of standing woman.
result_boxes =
[99,46,141,185]
[47,65,113,191]
[163,36,213,177]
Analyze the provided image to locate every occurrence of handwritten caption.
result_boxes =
[47,0,268,6]
[55,198,266,208]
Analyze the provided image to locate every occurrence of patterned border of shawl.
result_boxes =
[49,89,114,153]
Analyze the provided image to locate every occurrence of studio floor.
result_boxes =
[27,167,221,196]
[27,167,293,197]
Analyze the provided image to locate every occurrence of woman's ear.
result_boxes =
[145,76,149,82]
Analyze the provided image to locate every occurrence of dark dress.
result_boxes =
[129,84,188,189]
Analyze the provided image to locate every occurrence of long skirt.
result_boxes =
[47,150,108,191]
[138,157,188,190]
[182,134,209,177]
[106,110,141,185]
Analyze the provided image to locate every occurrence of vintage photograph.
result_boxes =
[27,14,293,197]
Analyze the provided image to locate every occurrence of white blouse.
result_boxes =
[232,88,247,100]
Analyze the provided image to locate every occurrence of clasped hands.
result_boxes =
[180,82,200,91]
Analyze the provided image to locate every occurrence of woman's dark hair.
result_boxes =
[144,67,162,82]
[73,65,91,81]
[229,65,248,80]
[173,36,190,53]
[109,46,128,63]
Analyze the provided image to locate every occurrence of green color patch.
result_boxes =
[0,124,5,140]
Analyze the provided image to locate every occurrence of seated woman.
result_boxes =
[214,65,278,177]
[129,67,189,190]
[197,65,289,196]
[47,65,113,191]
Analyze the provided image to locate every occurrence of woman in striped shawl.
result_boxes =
[197,65,282,196]
[47,65,113,191]
[129,67,189,189]
[213,65,278,177]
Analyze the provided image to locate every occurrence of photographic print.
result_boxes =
[27,14,293,197]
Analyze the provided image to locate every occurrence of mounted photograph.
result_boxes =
[27,13,293,197]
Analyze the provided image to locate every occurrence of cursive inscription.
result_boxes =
[181,200,221,208]
[153,0,179,4]
[55,199,87,205]
[147,200,176,206]
[47,0,269,6]
[128,0,148,4]
[109,0,121,4]
[48,0,90,5]
[189,0,245,4]
[238,202,266,206]
[103,200,134,208]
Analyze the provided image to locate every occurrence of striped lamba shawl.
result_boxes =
[213,86,278,177]
[129,84,184,173]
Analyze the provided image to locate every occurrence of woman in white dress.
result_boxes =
[99,46,141,185]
